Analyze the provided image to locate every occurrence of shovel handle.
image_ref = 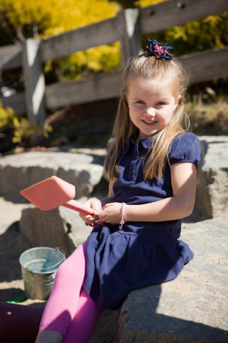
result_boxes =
[63,200,94,215]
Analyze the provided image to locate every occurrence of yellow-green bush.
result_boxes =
[138,0,164,6]
[44,42,121,82]
[139,0,228,55]
[0,0,121,83]
[0,0,119,41]
[0,102,52,144]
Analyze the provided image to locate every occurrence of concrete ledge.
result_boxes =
[0,150,105,199]
[116,218,228,342]
[194,136,228,221]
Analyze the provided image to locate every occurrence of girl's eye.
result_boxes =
[136,101,144,104]
[157,102,166,106]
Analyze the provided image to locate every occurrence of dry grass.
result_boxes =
[1,97,228,155]
[186,99,228,136]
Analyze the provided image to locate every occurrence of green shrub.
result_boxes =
[0,0,120,85]
[140,1,228,56]
[0,102,52,144]
[44,42,121,83]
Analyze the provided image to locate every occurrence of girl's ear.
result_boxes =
[172,96,181,114]
[176,95,181,105]
[174,95,182,111]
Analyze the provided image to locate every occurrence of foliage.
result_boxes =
[0,102,52,144]
[44,42,121,83]
[112,0,164,9]
[155,13,228,56]
[110,0,138,9]
[138,0,164,6]
[0,0,119,44]
[139,0,228,55]
[0,0,121,85]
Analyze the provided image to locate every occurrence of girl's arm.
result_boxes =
[98,163,197,223]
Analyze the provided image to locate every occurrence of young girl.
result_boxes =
[35,39,201,343]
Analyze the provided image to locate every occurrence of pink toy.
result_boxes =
[20,176,93,215]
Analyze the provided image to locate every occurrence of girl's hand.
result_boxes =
[98,202,123,224]
[79,197,102,226]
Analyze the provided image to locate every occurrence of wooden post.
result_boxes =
[117,8,142,68]
[22,39,46,125]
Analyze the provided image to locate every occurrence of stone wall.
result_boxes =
[0,150,105,199]
[193,136,228,221]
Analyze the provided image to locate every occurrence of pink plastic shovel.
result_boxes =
[20,176,94,215]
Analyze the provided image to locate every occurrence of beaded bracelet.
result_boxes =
[119,202,125,230]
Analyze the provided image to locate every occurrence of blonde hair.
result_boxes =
[104,54,190,181]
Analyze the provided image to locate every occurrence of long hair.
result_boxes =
[104,54,190,181]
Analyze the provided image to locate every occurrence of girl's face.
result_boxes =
[127,77,180,140]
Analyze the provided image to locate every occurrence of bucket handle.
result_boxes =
[55,247,66,257]
[25,247,66,272]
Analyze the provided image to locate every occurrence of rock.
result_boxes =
[0,196,34,235]
[19,205,92,256]
[193,136,228,221]
[0,150,104,199]
[89,310,119,343]
[115,218,228,342]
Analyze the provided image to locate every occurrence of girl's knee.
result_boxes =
[55,243,87,281]
[55,260,79,282]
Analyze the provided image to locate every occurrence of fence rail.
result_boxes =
[140,0,228,34]
[0,0,228,124]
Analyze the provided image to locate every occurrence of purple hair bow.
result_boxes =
[145,39,174,61]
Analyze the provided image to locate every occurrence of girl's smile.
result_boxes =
[127,78,180,140]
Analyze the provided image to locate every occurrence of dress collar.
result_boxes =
[123,137,154,155]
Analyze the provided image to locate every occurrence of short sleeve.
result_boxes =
[168,132,201,168]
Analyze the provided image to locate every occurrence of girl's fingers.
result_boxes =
[98,203,123,224]
[85,215,94,222]
[79,212,92,221]
[80,198,102,222]
[90,197,102,215]
[98,209,108,221]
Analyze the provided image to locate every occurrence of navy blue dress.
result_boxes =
[83,132,201,310]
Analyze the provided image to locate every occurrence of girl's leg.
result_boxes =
[63,288,104,343]
[35,330,63,343]
[36,241,87,341]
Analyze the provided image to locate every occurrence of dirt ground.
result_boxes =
[0,197,46,307]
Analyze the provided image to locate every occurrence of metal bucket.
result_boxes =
[19,247,65,300]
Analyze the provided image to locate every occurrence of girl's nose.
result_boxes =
[146,107,155,116]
